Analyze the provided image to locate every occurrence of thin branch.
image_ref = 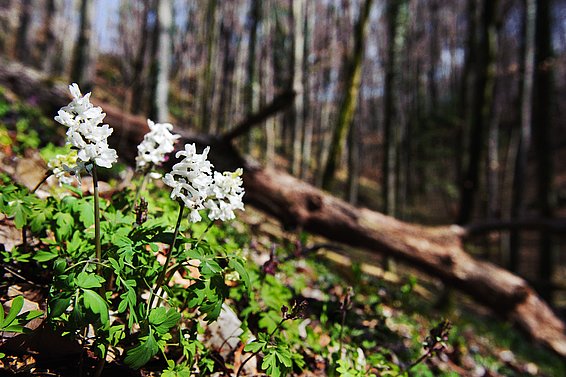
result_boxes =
[221,90,295,142]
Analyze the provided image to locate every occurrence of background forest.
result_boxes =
[1,0,566,376]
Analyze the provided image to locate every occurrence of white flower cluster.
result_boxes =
[54,83,118,169]
[163,143,245,223]
[135,119,180,176]
[47,150,82,186]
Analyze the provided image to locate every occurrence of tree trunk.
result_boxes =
[291,0,305,177]
[321,0,373,191]
[300,1,313,180]
[14,0,32,64]
[509,0,536,272]
[39,0,58,74]
[532,0,554,301]
[381,0,401,215]
[242,0,260,152]
[70,0,94,90]
[199,0,219,132]
[457,0,498,224]
[129,1,150,115]
[154,0,173,123]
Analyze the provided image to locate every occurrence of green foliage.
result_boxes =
[0,296,43,334]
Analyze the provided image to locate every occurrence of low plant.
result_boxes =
[0,84,257,375]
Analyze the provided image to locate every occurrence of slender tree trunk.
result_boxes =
[291,0,305,176]
[130,1,150,115]
[70,0,95,90]
[456,0,477,196]
[154,0,172,123]
[427,0,439,112]
[532,0,554,301]
[217,14,236,133]
[200,0,219,132]
[146,0,160,120]
[243,0,261,152]
[300,1,313,180]
[457,0,498,225]
[263,0,276,167]
[381,0,401,215]
[315,8,338,187]
[321,0,373,191]
[14,0,32,64]
[509,0,536,272]
[347,115,360,204]
[40,0,58,74]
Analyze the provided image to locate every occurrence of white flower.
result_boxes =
[163,144,214,221]
[163,144,245,223]
[205,169,245,221]
[54,83,117,169]
[48,151,82,186]
[136,119,180,175]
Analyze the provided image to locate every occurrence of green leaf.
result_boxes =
[2,296,24,327]
[243,340,266,354]
[49,297,72,318]
[22,310,43,321]
[124,333,159,369]
[262,351,282,377]
[8,199,31,229]
[30,206,51,233]
[150,307,181,336]
[54,212,74,240]
[79,199,95,227]
[82,289,109,325]
[34,250,58,262]
[229,258,251,295]
[76,272,103,289]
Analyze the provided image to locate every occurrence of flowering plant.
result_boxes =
[162,143,245,223]
[135,119,180,175]
[54,83,117,170]
[0,83,308,377]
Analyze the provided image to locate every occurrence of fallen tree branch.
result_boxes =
[1,58,565,358]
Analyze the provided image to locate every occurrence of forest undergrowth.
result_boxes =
[0,85,564,377]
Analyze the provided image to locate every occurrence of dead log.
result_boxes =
[1,58,566,358]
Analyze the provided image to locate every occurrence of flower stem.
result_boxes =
[149,203,184,309]
[93,165,102,276]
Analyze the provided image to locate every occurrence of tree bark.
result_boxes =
[321,0,373,191]
[532,0,554,301]
[1,59,565,358]
[457,0,498,224]
[381,0,402,215]
[509,0,536,272]
[290,0,305,177]
[70,0,95,90]
[39,0,58,74]
[14,0,32,64]
[154,0,173,123]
